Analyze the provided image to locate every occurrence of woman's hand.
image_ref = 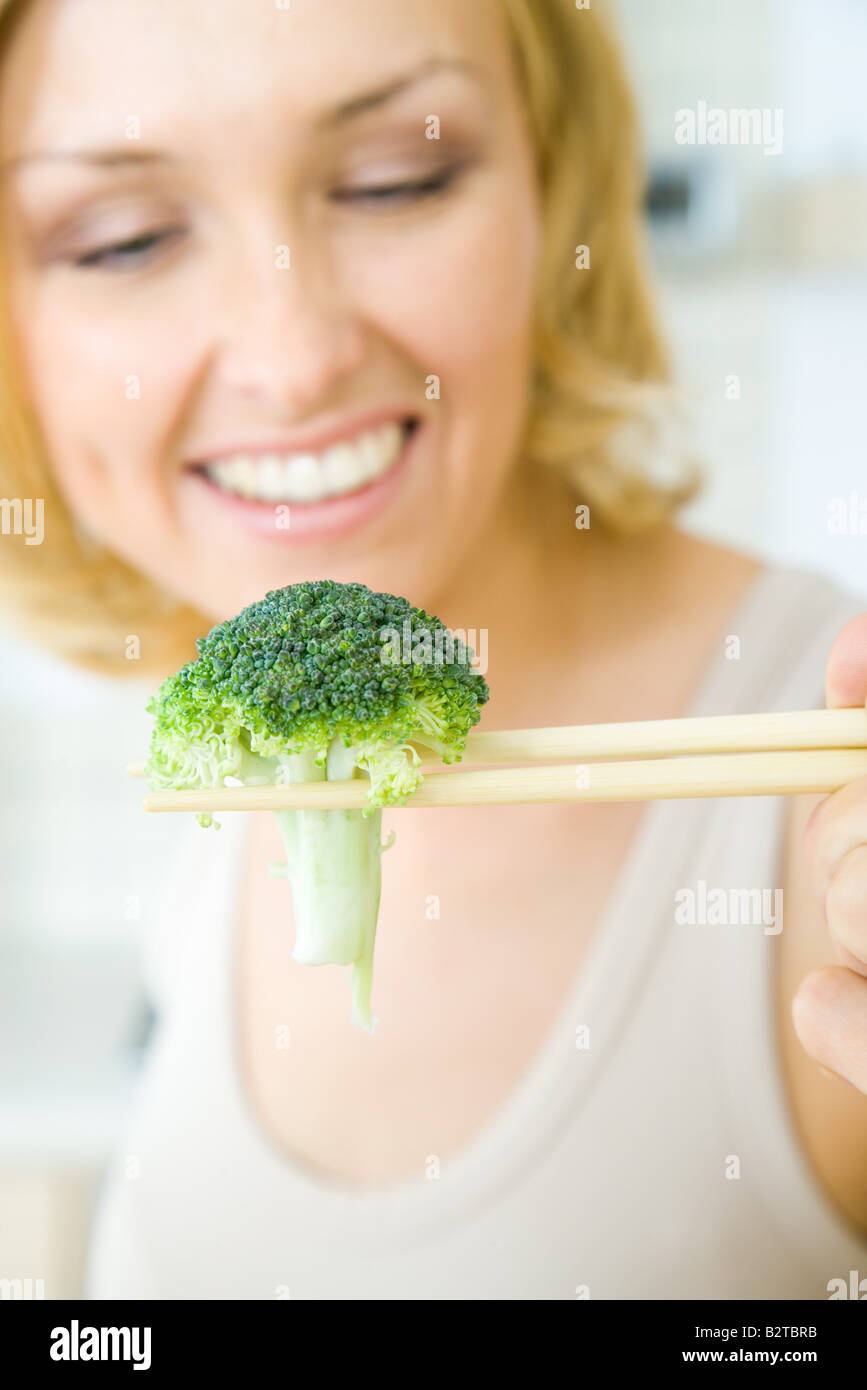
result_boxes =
[796,613,867,1095]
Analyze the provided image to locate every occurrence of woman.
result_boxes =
[0,0,864,1299]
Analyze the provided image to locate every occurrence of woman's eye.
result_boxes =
[62,167,465,270]
[73,226,184,270]
[330,166,464,207]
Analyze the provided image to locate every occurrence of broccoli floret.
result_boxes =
[145,580,489,1029]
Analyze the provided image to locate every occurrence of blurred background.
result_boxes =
[1,0,865,1296]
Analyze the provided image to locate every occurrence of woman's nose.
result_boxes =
[212,239,367,409]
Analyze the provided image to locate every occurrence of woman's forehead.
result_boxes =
[0,0,513,159]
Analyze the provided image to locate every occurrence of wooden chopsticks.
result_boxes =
[129,707,867,811]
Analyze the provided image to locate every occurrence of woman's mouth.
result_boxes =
[184,414,421,541]
[193,418,414,505]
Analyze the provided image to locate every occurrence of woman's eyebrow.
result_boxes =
[1,147,174,174]
[318,56,487,126]
[1,56,486,171]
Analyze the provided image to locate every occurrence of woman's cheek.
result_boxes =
[22,301,194,537]
[59,298,197,433]
[346,186,538,383]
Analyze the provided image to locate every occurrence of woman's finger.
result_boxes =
[792,966,867,1095]
[804,778,867,917]
[824,844,867,976]
[825,612,867,709]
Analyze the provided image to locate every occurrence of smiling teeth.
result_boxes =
[203,421,406,503]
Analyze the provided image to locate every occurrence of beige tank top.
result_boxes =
[85,564,867,1299]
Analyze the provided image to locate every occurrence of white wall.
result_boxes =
[615,0,867,599]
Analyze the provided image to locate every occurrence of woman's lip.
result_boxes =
[183,420,419,541]
[187,406,417,466]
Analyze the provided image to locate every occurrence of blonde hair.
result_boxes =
[0,0,699,676]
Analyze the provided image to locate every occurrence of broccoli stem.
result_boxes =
[271,743,386,1032]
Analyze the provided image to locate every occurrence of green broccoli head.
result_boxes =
[146,580,489,810]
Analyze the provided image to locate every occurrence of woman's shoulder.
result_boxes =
[670,528,864,634]
[571,526,861,725]
[653,530,864,716]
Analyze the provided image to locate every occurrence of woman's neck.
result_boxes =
[426,465,761,732]
[426,466,624,727]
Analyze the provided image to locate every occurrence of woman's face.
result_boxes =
[0,0,540,620]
